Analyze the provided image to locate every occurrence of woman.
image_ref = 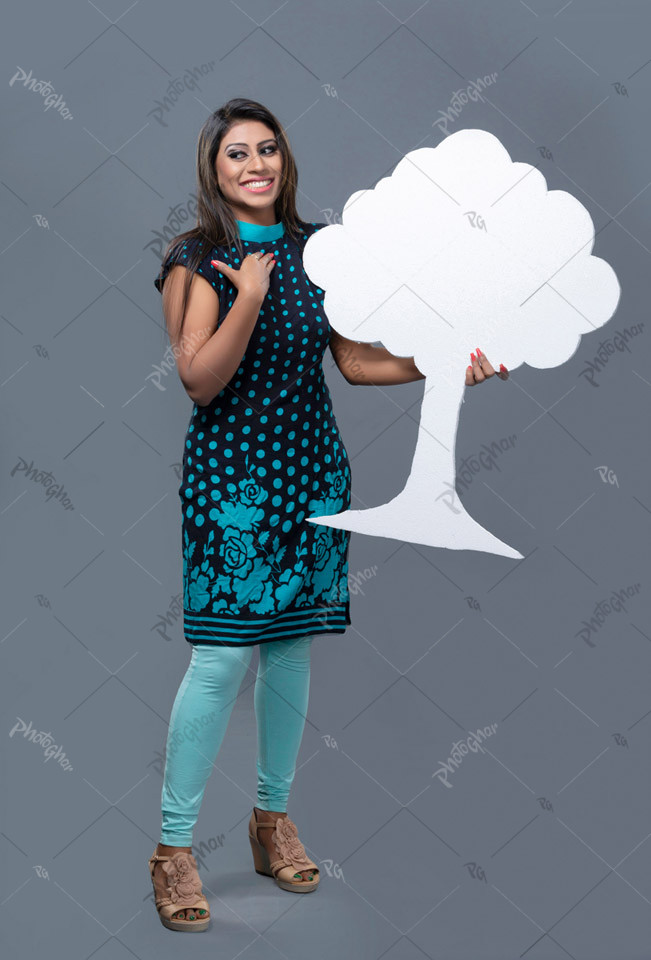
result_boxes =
[148,97,507,932]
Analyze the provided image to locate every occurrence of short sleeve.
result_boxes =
[296,220,327,256]
[303,220,327,238]
[154,236,222,294]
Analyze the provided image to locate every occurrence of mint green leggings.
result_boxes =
[159,635,313,846]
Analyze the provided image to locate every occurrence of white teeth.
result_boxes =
[242,179,272,190]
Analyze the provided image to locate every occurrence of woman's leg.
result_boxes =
[253,634,315,881]
[153,642,253,921]
[159,642,253,845]
[254,635,314,811]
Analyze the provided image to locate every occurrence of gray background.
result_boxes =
[2,0,651,958]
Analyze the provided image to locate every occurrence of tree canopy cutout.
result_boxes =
[303,129,620,559]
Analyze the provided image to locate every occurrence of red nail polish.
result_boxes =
[471,352,476,362]
[476,347,481,356]
[499,363,507,371]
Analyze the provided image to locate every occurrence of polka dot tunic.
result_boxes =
[155,219,352,646]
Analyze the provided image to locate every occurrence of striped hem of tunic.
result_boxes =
[183,601,351,646]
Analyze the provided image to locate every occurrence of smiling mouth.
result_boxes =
[241,178,274,192]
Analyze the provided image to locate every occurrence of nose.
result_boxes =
[248,150,272,171]
[246,151,265,168]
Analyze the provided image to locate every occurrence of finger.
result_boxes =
[211,258,230,275]
[475,348,495,377]
[498,363,509,380]
[470,352,486,382]
[465,364,476,386]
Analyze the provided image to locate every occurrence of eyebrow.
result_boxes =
[225,138,277,149]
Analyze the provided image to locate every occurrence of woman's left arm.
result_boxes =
[328,330,424,385]
[328,330,508,386]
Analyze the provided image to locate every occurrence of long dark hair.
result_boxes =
[156,97,312,343]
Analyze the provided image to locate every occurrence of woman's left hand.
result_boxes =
[466,348,509,386]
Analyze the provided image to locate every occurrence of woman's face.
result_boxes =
[216,120,284,223]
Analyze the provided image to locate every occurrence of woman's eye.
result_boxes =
[228,146,277,160]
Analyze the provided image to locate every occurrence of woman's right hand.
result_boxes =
[211,251,276,300]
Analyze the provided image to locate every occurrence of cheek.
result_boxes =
[218,164,238,187]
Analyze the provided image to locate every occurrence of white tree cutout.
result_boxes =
[304,129,620,559]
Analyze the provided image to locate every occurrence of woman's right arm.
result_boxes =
[162,266,265,407]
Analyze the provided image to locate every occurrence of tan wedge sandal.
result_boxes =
[148,849,210,931]
[248,809,320,893]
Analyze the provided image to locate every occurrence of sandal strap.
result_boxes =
[267,816,318,874]
[154,889,209,912]
[269,856,319,874]
[155,893,209,907]
[149,849,209,915]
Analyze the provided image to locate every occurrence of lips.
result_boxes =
[241,177,274,192]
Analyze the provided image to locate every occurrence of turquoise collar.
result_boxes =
[235,218,285,242]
